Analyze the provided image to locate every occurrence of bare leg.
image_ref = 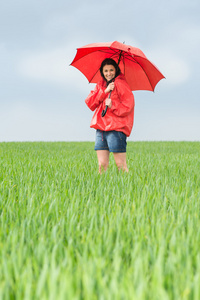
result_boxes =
[113,152,129,172]
[96,150,110,173]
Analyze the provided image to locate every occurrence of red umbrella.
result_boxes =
[70,41,165,92]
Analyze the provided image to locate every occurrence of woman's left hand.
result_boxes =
[105,97,112,108]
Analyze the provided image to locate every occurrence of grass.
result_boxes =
[0,141,200,299]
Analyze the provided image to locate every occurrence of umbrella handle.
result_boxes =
[101,105,108,117]
[101,91,111,117]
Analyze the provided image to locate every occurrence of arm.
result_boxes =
[110,80,135,117]
[85,82,107,111]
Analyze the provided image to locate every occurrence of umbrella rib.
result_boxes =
[134,56,154,90]
[88,68,101,83]
[123,53,155,90]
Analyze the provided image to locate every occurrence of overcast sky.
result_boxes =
[0,0,200,142]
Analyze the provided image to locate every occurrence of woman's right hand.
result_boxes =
[105,82,115,94]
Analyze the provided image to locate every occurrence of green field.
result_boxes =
[0,141,200,300]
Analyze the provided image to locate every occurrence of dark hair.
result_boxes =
[100,58,121,81]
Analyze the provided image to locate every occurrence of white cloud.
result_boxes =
[17,42,94,93]
[158,53,190,85]
[147,46,190,86]
[144,22,200,87]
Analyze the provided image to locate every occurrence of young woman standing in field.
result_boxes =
[85,58,135,173]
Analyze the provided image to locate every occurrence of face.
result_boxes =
[102,64,116,82]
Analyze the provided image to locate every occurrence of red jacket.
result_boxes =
[85,74,135,137]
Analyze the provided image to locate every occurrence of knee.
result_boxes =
[99,160,109,169]
[115,158,128,172]
[98,160,109,172]
[115,159,123,169]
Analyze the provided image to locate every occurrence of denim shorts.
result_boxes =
[94,130,127,153]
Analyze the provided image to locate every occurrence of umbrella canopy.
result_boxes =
[70,41,165,91]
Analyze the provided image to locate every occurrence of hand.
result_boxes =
[105,82,115,94]
[105,97,112,108]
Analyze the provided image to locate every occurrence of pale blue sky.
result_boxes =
[0,0,200,141]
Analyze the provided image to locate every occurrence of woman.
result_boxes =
[85,58,135,173]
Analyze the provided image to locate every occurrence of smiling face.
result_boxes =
[102,64,116,82]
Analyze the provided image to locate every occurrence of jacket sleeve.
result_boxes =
[110,80,135,117]
[85,82,107,111]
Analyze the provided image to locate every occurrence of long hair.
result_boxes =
[100,58,121,83]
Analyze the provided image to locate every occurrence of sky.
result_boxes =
[0,0,200,142]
